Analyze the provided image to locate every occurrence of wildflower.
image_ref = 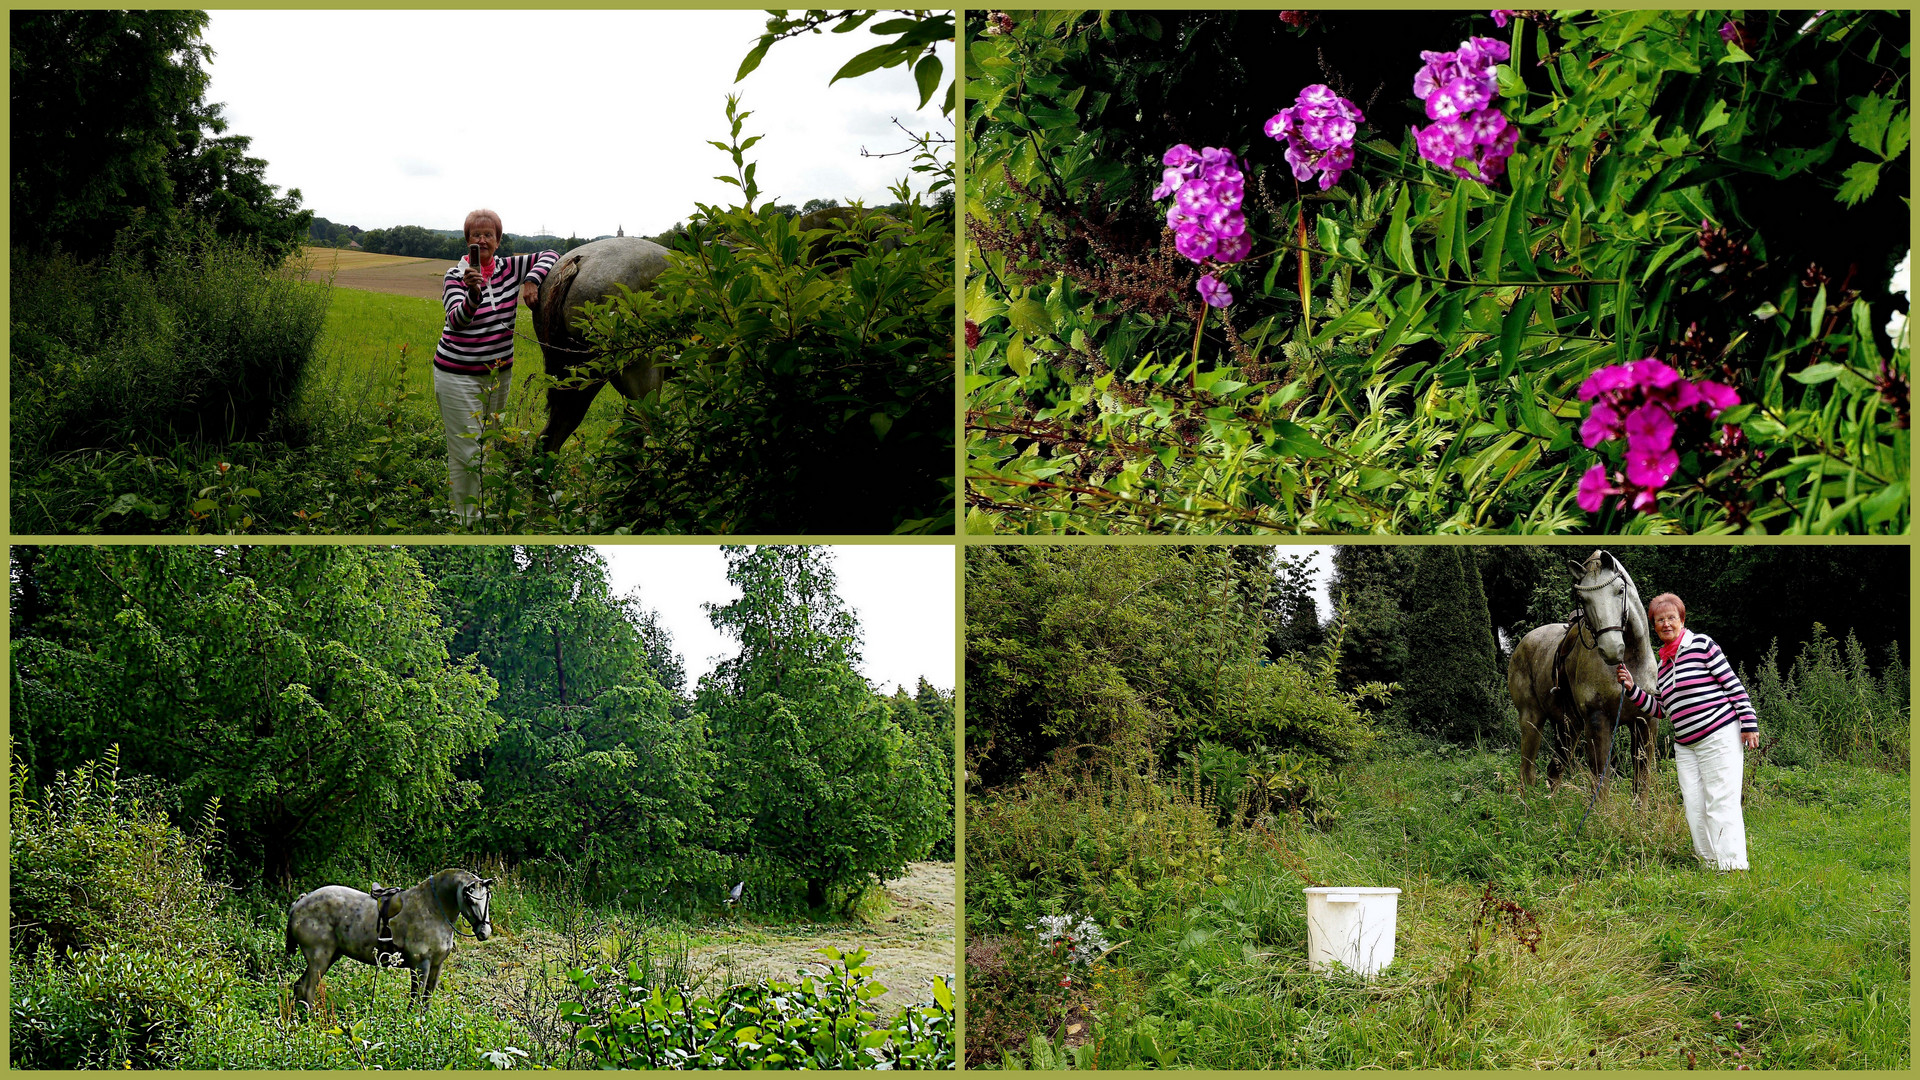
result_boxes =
[965,319,981,350]
[984,11,1014,36]
[1266,84,1365,191]
[1492,10,1514,28]
[1153,144,1251,306]
[1410,37,1518,181]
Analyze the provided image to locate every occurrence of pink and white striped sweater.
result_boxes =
[434,250,559,375]
[1625,628,1759,746]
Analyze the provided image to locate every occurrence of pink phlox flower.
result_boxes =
[1625,402,1677,451]
[1267,84,1365,190]
[1629,486,1661,513]
[1697,380,1739,415]
[1197,273,1235,308]
[1578,364,1637,399]
[1577,465,1618,512]
[1213,233,1253,264]
[1629,357,1682,391]
[1581,401,1624,448]
[1412,38,1517,180]
[1173,227,1218,262]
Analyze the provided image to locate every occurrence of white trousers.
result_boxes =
[1673,722,1749,870]
[434,367,510,525]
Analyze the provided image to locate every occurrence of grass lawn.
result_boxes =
[970,748,1910,1069]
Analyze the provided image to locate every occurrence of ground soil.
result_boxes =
[442,861,955,1036]
[294,247,457,301]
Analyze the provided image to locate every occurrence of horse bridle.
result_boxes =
[455,882,491,938]
[1571,566,1628,650]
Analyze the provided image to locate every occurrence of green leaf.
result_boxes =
[1697,99,1731,136]
[1790,362,1845,385]
[1809,283,1828,339]
[833,42,909,84]
[1848,93,1896,156]
[1368,296,1418,366]
[1386,183,1415,273]
[735,38,774,83]
[1481,193,1513,284]
[1435,195,1455,279]
[1007,297,1051,336]
[1006,336,1031,376]
[912,54,943,110]
[1500,291,1530,375]
[1836,162,1881,206]
[1269,420,1331,458]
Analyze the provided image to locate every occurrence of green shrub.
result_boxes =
[1745,627,1910,769]
[10,226,331,457]
[9,940,239,1069]
[8,747,223,958]
[559,947,954,1069]
[967,750,1226,935]
[579,97,953,534]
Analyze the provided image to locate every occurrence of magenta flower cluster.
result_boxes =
[1411,37,1519,182]
[1154,144,1252,308]
[1264,84,1365,191]
[1576,358,1739,514]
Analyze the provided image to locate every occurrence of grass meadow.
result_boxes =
[966,746,1909,1070]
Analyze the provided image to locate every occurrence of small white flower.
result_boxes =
[1886,250,1910,351]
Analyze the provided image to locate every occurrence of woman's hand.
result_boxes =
[1741,731,1759,750]
[1614,664,1634,689]
[519,281,539,308]
[463,266,485,294]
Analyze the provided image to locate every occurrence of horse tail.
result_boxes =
[286,892,306,954]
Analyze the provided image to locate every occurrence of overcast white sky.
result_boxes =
[201,10,951,238]
[600,544,955,695]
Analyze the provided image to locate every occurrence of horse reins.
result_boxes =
[1572,563,1631,837]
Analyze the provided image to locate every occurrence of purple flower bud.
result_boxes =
[1720,20,1738,42]
[1492,10,1514,29]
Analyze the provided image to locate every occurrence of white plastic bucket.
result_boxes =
[1303,886,1401,977]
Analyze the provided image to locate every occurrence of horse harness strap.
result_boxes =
[370,883,405,961]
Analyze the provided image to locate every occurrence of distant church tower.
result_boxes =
[616,224,624,237]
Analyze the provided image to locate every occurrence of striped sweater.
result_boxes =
[1624,629,1759,745]
[434,250,559,374]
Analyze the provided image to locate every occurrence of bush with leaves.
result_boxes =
[576,94,954,534]
[559,947,954,1069]
[965,9,1908,534]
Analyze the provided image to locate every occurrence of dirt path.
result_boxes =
[691,861,956,1011]
[294,247,455,300]
[445,862,955,1028]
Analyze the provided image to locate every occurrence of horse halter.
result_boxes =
[456,882,491,938]
[1570,566,1628,650]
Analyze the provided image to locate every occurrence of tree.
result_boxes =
[1394,547,1500,744]
[11,10,309,262]
[10,547,497,881]
[1266,551,1325,657]
[1328,547,1417,691]
[419,546,718,895]
[701,547,946,909]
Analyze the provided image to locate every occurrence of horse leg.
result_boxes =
[424,957,446,1006]
[539,382,605,454]
[1586,706,1612,795]
[293,945,335,1016]
[1518,707,1543,789]
[609,355,665,403]
[1545,715,1571,793]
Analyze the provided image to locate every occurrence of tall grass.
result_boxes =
[1743,627,1909,770]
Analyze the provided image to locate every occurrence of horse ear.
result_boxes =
[481,878,494,888]
[1567,559,1587,580]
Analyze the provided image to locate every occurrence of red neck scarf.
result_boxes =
[1658,634,1683,665]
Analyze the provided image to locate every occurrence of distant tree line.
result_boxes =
[10,546,953,911]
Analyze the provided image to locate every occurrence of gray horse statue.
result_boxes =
[285,868,494,1011]
[1508,550,1658,803]
[530,206,899,453]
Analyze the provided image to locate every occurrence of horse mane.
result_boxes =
[426,868,478,921]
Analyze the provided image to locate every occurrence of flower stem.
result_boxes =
[1191,303,1208,389]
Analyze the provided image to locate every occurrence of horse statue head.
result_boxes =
[1567,549,1646,666]
[443,869,495,941]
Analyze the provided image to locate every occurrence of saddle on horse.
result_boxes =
[1549,611,1587,721]
[370,883,405,965]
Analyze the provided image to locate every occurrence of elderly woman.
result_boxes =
[1615,593,1759,871]
[433,208,558,525]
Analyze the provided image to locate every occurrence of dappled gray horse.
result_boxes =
[1509,550,1658,803]
[530,207,901,452]
[286,868,493,1011]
